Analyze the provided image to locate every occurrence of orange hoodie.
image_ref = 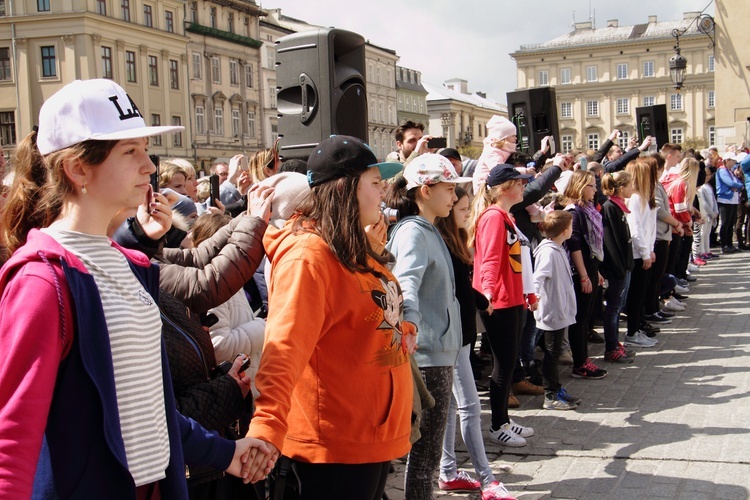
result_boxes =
[247,222,413,463]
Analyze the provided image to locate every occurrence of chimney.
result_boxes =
[607,19,618,28]
[683,11,700,20]
[575,21,593,31]
[445,78,469,94]
[648,15,657,23]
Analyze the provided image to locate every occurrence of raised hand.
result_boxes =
[137,186,173,240]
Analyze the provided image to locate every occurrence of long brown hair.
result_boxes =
[626,158,657,209]
[436,186,472,264]
[563,170,595,206]
[249,148,276,185]
[467,179,517,247]
[0,130,117,255]
[293,175,387,273]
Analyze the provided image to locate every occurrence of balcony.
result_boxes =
[185,23,262,49]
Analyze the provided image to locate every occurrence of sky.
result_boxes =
[259,0,715,104]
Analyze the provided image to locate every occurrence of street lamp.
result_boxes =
[669,42,688,93]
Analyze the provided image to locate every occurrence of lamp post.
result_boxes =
[669,31,688,93]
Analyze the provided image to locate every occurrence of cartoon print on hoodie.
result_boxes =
[507,221,523,273]
[360,273,409,368]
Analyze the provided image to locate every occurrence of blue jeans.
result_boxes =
[440,345,496,487]
[603,272,631,351]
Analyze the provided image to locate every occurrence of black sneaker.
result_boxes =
[645,312,672,324]
[658,310,676,318]
[673,292,690,301]
[571,358,608,379]
[587,329,605,344]
[640,322,660,335]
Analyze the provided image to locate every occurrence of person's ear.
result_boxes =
[61,156,91,191]
[419,185,431,200]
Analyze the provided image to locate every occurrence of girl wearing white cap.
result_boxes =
[0,79,271,498]
[385,153,471,499]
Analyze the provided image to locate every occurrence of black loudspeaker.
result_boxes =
[506,87,559,155]
[635,105,669,150]
[276,28,368,160]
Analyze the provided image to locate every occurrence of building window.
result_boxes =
[587,133,600,151]
[195,106,205,134]
[192,52,202,79]
[586,65,597,82]
[643,60,654,77]
[125,50,136,82]
[616,63,628,80]
[561,134,573,153]
[171,116,182,146]
[165,10,174,32]
[643,96,655,107]
[0,111,16,145]
[560,102,572,118]
[708,90,715,108]
[0,47,11,81]
[210,7,216,28]
[265,46,275,69]
[148,55,158,86]
[708,125,715,145]
[143,4,152,27]
[37,0,50,11]
[231,109,240,137]
[244,17,250,37]
[214,106,224,135]
[271,122,278,142]
[150,114,161,145]
[97,0,107,15]
[41,46,56,77]
[169,60,179,89]
[586,100,599,117]
[670,93,683,111]
[616,98,629,115]
[101,46,113,79]
[538,70,549,86]
[269,85,276,107]
[247,111,255,138]
[229,60,238,85]
[708,55,714,72]
[190,1,198,23]
[560,68,571,84]
[211,56,220,83]
[121,0,130,21]
[228,13,234,33]
[671,128,683,144]
[618,131,630,150]
[245,64,253,88]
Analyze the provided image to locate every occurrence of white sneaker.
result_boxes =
[623,330,657,347]
[663,297,686,311]
[674,284,690,294]
[688,263,700,273]
[509,418,534,437]
[489,423,526,447]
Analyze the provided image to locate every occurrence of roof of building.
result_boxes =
[423,81,507,112]
[514,16,706,54]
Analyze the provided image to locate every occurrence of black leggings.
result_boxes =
[541,327,565,392]
[291,460,391,500]
[481,305,525,430]
[719,203,738,247]
[645,239,669,315]
[569,260,600,369]
[626,259,652,335]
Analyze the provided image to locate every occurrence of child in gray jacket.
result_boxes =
[533,211,581,410]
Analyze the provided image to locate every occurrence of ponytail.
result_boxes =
[467,182,494,247]
[383,175,419,218]
[601,171,632,197]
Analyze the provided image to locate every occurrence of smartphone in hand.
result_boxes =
[208,174,220,207]
[149,155,160,192]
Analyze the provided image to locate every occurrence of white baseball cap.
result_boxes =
[37,79,184,155]
[403,153,472,191]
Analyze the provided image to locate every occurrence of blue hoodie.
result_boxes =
[387,216,461,367]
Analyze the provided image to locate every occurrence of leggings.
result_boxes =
[405,365,453,500]
[481,305,525,430]
[645,239,670,316]
[719,202,738,247]
[541,327,566,393]
[292,460,391,500]
[626,259,652,335]
[569,260,600,369]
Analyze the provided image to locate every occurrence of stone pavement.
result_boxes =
[385,251,750,499]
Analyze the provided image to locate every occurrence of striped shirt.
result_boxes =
[42,228,170,486]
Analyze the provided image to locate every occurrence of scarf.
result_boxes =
[582,201,604,262]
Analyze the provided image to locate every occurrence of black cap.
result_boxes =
[306,135,402,187]
[439,147,462,162]
[486,164,533,187]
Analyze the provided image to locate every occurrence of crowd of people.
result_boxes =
[0,78,747,500]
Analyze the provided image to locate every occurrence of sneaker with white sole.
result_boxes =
[543,391,577,410]
[509,419,534,438]
[558,387,582,404]
[438,470,481,492]
[489,423,526,447]
[482,481,516,500]
[688,263,700,273]
[674,284,690,294]
[623,330,657,347]
[663,297,686,312]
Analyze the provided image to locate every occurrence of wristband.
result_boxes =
[580,276,590,283]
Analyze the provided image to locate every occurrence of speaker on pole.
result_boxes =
[506,87,559,155]
[275,28,368,160]
[635,104,669,150]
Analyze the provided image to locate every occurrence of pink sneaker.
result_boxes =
[693,257,707,266]
[482,481,517,500]
[438,470,481,492]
